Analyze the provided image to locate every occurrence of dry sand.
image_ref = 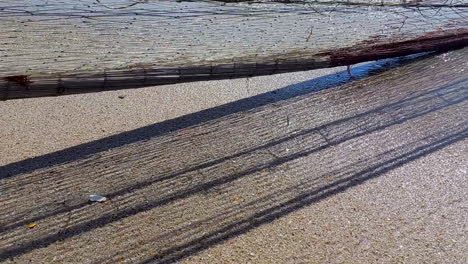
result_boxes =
[0,51,467,264]
[0,66,346,166]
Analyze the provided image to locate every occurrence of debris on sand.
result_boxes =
[89,194,107,203]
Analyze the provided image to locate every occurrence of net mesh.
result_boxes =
[1,0,467,99]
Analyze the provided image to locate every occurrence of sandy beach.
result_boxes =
[1,49,467,263]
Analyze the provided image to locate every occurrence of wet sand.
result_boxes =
[0,49,467,263]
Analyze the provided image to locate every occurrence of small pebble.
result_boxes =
[89,194,107,202]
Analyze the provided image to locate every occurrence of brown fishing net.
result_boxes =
[1,0,467,99]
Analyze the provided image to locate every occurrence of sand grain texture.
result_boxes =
[0,48,467,263]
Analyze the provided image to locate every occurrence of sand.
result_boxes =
[1,50,467,263]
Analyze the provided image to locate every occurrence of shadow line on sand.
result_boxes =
[1,77,465,234]
[1,73,466,261]
[0,54,426,179]
[146,128,467,264]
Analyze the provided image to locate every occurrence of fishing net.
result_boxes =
[1,0,467,99]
